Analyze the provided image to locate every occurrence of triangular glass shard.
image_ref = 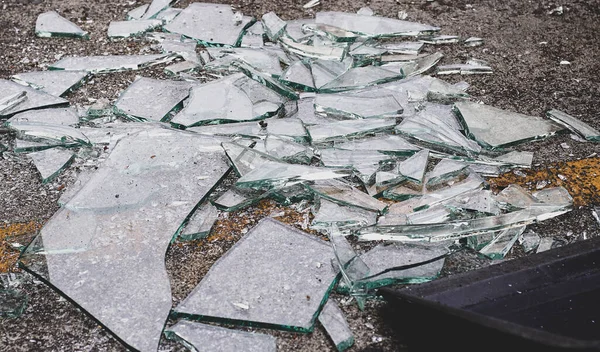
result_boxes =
[546,109,600,142]
[425,159,469,189]
[27,148,75,184]
[205,47,283,76]
[318,299,354,352]
[495,184,539,209]
[334,135,419,156]
[294,95,337,126]
[310,58,353,89]
[404,52,444,76]
[280,36,347,61]
[222,142,271,176]
[376,41,424,55]
[398,149,429,184]
[303,23,359,43]
[319,148,393,184]
[19,129,231,352]
[427,78,469,103]
[479,226,525,260]
[234,61,299,100]
[165,320,277,352]
[454,102,565,149]
[356,7,374,15]
[173,218,337,332]
[127,4,149,20]
[140,0,177,19]
[113,77,192,122]
[307,118,396,144]
[311,198,377,230]
[11,70,88,97]
[533,187,573,207]
[319,66,404,93]
[49,54,174,73]
[163,3,255,46]
[446,189,501,215]
[315,93,402,119]
[285,19,315,42]
[315,12,440,37]
[6,108,79,126]
[35,11,88,39]
[307,179,387,212]
[178,202,220,241]
[328,224,370,285]
[262,11,287,41]
[107,20,162,38]
[7,122,90,147]
[280,60,316,92]
[257,135,313,164]
[0,80,68,117]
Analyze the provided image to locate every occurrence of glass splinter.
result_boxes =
[179,202,220,241]
[27,148,75,184]
[165,320,277,352]
[315,11,440,37]
[107,20,163,38]
[546,109,600,142]
[318,299,354,352]
[0,91,27,115]
[50,54,174,74]
[420,35,460,44]
[173,218,337,332]
[35,11,88,39]
[479,226,525,260]
[262,12,287,41]
[11,70,88,97]
[0,80,68,117]
[307,118,396,144]
[328,224,370,286]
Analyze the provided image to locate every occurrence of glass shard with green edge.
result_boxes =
[334,135,419,156]
[310,58,353,89]
[376,41,423,55]
[315,11,439,37]
[234,61,299,100]
[269,183,313,205]
[280,36,347,61]
[190,118,308,142]
[420,35,460,44]
[140,0,177,20]
[19,129,231,352]
[164,61,199,76]
[107,20,162,38]
[437,63,493,75]
[35,11,88,39]
[57,169,95,206]
[113,77,192,122]
[307,179,388,212]
[328,224,370,286]
[160,40,199,64]
[427,78,469,103]
[311,198,377,230]
[479,226,525,260]
[466,231,498,251]
[294,95,337,126]
[7,122,90,147]
[454,102,565,149]
[519,230,541,253]
[212,188,264,212]
[178,202,220,241]
[163,3,255,47]
[280,60,316,92]
[493,151,534,168]
[49,54,174,74]
[318,299,354,352]
[402,52,444,76]
[206,47,283,76]
[28,148,75,184]
[319,148,393,183]
[307,117,396,144]
[6,108,79,126]
[14,139,69,153]
[127,4,149,20]
[495,184,539,209]
[285,19,315,43]
[381,183,421,201]
[173,218,337,332]
[426,159,469,189]
[255,135,313,164]
[398,149,429,184]
[464,37,484,46]
[11,70,88,97]
[0,80,68,117]
[0,289,28,319]
[404,205,451,225]
[417,172,484,209]
[315,93,402,119]
[546,109,600,142]
[446,189,501,215]
[533,187,573,206]
[164,320,277,352]
[262,11,287,41]
[303,23,359,43]
[319,66,404,93]
[375,171,405,192]
[155,8,182,24]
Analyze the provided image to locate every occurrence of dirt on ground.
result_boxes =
[0,0,599,351]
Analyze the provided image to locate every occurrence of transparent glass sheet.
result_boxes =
[328,225,370,286]
[310,58,353,89]
[113,77,192,122]
[280,36,347,61]
[496,184,539,209]
[280,60,316,91]
[311,198,378,230]
[155,8,182,23]
[173,218,337,332]
[315,12,440,37]
[0,289,28,318]
[536,237,555,253]
[397,149,429,184]
[334,135,419,156]
[376,41,424,55]
[446,189,501,215]
[262,11,287,41]
[179,202,220,241]
[318,299,354,352]
[205,47,283,76]
[35,11,88,39]
[425,159,469,189]
[7,121,90,147]
[307,179,388,212]
[159,40,199,64]
[165,320,277,352]
[6,108,79,126]
[255,135,313,164]
[293,95,335,126]
[479,226,525,260]
[315,93,402,119]
[319,66,404,93]
[307,118,396,144]
[427,78,469,103]
[402,52,444,77]
[11,70,88,97]
[140,0,177,20]
[57,169,95,206]
[493,151,534,168]
[107,20,162,38]
[14,139,71,153]
[164,61,199,76]
[533,187,573,206]
[285,19,315,43]
[420,35,460,44]
[519,230,541,253]
[546,109,600,142]
[382,184,421,201]
[0,80,68,117]
[319,148,392,183]
[190,118,307,142]
[50,54,174,74]
[127,4,149,20]
[454,102,565,149]
[20,129,231,351]
[213,188,263,212]
[163,3,255,46]
[234,61,299,100]
[28,147,75,184]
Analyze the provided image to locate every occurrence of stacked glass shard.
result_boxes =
[546,109,600,142]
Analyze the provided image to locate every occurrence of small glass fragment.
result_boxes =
[280,36,347,61]
[262,12,287,41]
[0,80,68,117]
[107,20,162,38]
[319,66,404,93]
[427,78,469,103]
[205,47,283,75]
[307,118,396,144]
[420,35,460,44]
[446,189,501,215]
[398,149,429,184]
[50,54,174,74]
[11,70,88,97]
[303,23,359,43]
[280,60,316,91]
[127,4,149,20]
[164,61,198,76]
[234,61,299,100]
[6,107,79,126]
[405,52,444,76]
[376,41,424,55]
[437,59,493,75]
[35,11,88,39]
[536,237,555,253]
[303,0,320,9]
[256,135,313,164]
[307,179,388,212]
[0,289,28,319]
[318,299,354,352]
[533,187,574,206]
[311,198,377,230]
[464,37,484,47]
[27,148,75,184]
[315,11,440,37]
[334,135,419,156]
[165,320,277,352]
[382,183,422,201]
[213,189,263,212]
[425,159,469,189]
[140,0,177,20]
[315,93,402,119]
[519,230,541,253]
[179,202,220,241]
[546,109,600,142]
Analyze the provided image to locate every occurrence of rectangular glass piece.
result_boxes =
[262,11,287,41]
[7,121,91,147]
[27,148,75,184]
[307,179,388,212]
[0,80,68,117]
[113,77,192,122]
[319,66,404,93]
[398,149,429,184]
[140,0,176,20]
[173,218,337,332]
[454,102,565,149]
[280,36,347,61]
[20,129,231,352]
[376,41,424,55]
[307,117,396,144]
[334,135,419,156]
[493,151,534,168]
[479,226,526,260]
[107,20,162,38]
[315,11,440,37]
[7,108,79,126]
[546,109,600,142]
[11,70,88,97]
[315,93,402,119]
[164,3,255,46]
[35,11,88,39]
[318,299,354,352]
[311,198,377,230]
[165,320,277,352]
[49,54,174,74]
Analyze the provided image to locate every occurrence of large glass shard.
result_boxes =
[311,198,377,230]
[334,135,419,156]
[319,66,404,93]
[163,3,254,47]
[318,299,354,352]
[315,93,402,119]
[0,289,28,318]
[454,102,565,149]
[319,148,392,184]
[49,54,174,74]
[11,70,88,97]
[234,61,299,100]
[479,226,525,259]
[190,118,308,142]
[205,47,283,76]
[7,122,90,147]
[280,60,316,92]
[0,80,68,117]
[262,12,286,41]
[307,179,388,212]
[113,77,192,122]
[6,108,79,126]
[20,129,231,351]
[141,0,177,20]
[35,11,88,39]
[307,118,396,144]
[315,12,439,37]
[398,149,429,184]
[107,20,163,38]
[155,8,182,23]
[178,202,220,241]
[546,109,600,142]
[533,187,574,206]
[328,225,370,285]
[425,159,469,189]
[255,135,313,164]
[27,148,75,184]
[280,36,347,61]
[427,78,469,103]
[294,95,338,126]
[165,320,277,352]
[127,4,149,20]
[173,218,337,332]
